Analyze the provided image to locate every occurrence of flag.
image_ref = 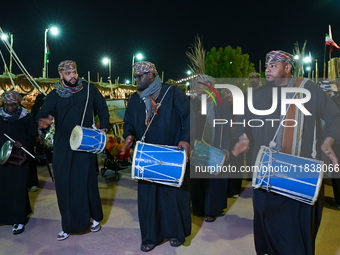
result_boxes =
[325,33,331,45]
[329,25,340,53]
[331,40,340,49]
[45,42,50,64]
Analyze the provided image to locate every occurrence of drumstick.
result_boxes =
[4,133,35,159]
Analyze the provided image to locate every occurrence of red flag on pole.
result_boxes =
[329,25,340,53]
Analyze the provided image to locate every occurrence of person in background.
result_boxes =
[22,93,42,192]
[0,91,37,235]
[20,94,30,112]
[223,88,244,198]
[248,72,262,90]
[320,81,340,209]
[31,93,53,167]
[190,75,232,222]
[30,94,45,121]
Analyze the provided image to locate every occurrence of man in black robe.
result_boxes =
[39,60,109,241]
[190,75,231,222]
[233,50,340,254]
[0,91,37,235]
[120,61,191,252]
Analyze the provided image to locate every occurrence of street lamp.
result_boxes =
[132,53,143,85]
[43,26,58,78]
[304,54,312,79]
[303,56,311,63]
[187,70,192,75]
[1,32,13,74]
[102,57,111,82]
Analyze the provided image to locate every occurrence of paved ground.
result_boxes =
[0,155,339,255]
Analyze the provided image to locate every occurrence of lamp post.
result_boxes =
[132,53,143,85]
[43,27,58,78]
[1,32,13,74]
[102,57,111,82]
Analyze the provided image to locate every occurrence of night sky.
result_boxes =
[1,0,340,83]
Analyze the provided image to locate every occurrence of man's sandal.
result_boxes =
[90,222,101,232]
[140,244,155,252]
[57,231,70,241]
[204,215,216,222]
[12,224,25,235]
[169,238,182,247]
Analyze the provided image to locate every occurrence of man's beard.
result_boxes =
[63,77,79,87]
[137,83,149,91]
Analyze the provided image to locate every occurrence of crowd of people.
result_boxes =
[0,53,340,254]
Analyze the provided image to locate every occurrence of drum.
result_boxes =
[131,141,187,187]
[253,146,324,205]
[69,125,107,154]
[0,140,27,166]
[190,140,226,175]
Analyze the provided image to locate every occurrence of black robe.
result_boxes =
[38,81,109,233]
[235,80,340,255]
[123,84,191,245]
[331,94,340,206]
[190,95,232,216]
[0,109,37,224]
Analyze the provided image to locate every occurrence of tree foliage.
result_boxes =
[205,46,255,78]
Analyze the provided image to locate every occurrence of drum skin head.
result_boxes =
[70,125,83,150]
[253,146,324,205]
[69,125,107,154]
[131,141,186,187]
[0,140,13,165]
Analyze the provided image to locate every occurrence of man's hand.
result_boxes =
[39,115,53,129]
[232,133,250,157]
[321,137,338,165]
[14,141,23,148]
[177,141,190,162]
[222,149,230,161]
[120,135,134,156]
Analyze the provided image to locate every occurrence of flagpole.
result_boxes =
[329,25,332,80]
[324,41,326,79]
[329,50,332,80]
[315,59,318,83]
[43,28,48,78]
